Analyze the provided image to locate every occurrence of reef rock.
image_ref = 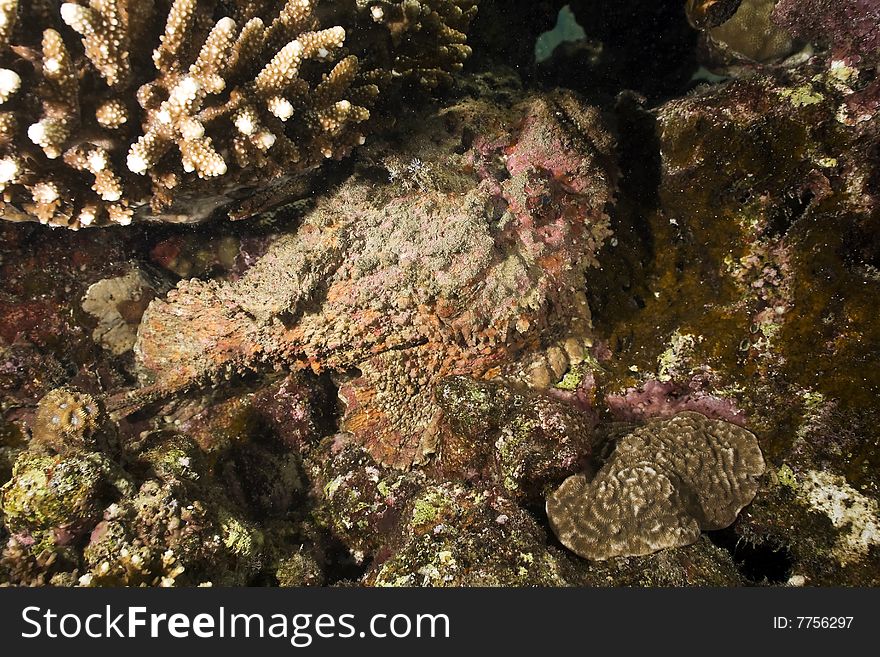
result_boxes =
[772,0,880,64]
[365,481,573,586]
[433,375,595,503]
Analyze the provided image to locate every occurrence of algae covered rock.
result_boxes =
[433,375,595,503]
[772,0,880,63]
[365,482,572,586]
[82,477,263,587]
[305,433,425,562]
[81,433,265,587]
[275,550,324,587]
[1,451,125,538]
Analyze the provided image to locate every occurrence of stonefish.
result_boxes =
[128,83,617,468]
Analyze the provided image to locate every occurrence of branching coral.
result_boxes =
[0,0,478,228]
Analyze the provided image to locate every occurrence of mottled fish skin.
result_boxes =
[129,88,618,469]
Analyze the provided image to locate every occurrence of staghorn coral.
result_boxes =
[546,412,765,561]
[0,0,478,228]
[129,84,616,468]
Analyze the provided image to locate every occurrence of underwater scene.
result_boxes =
[0,0,878,587]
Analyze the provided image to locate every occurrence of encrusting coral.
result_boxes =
[546,412,765,560]
[687,0,798,64]
[0,0,478,228]
[81,268,164,355]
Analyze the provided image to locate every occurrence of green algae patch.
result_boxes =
[776,464,798,489]
[778,84,825,108]
[410,490,446,528]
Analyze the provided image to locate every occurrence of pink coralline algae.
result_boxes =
[130,85,617,468]
[605,379,749,427]
[772,0,880,64]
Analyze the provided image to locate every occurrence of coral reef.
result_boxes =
[80,433,266,586]
[547,412,764,560]
[0,391,313,586]
[131,82,616,468]
[0,0,878,588]
[585,48,879,582]
[0,0,478,228]
[1,450,126,540]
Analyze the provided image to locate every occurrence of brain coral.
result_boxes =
[547,412,765,560]
[0,0,477,228]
